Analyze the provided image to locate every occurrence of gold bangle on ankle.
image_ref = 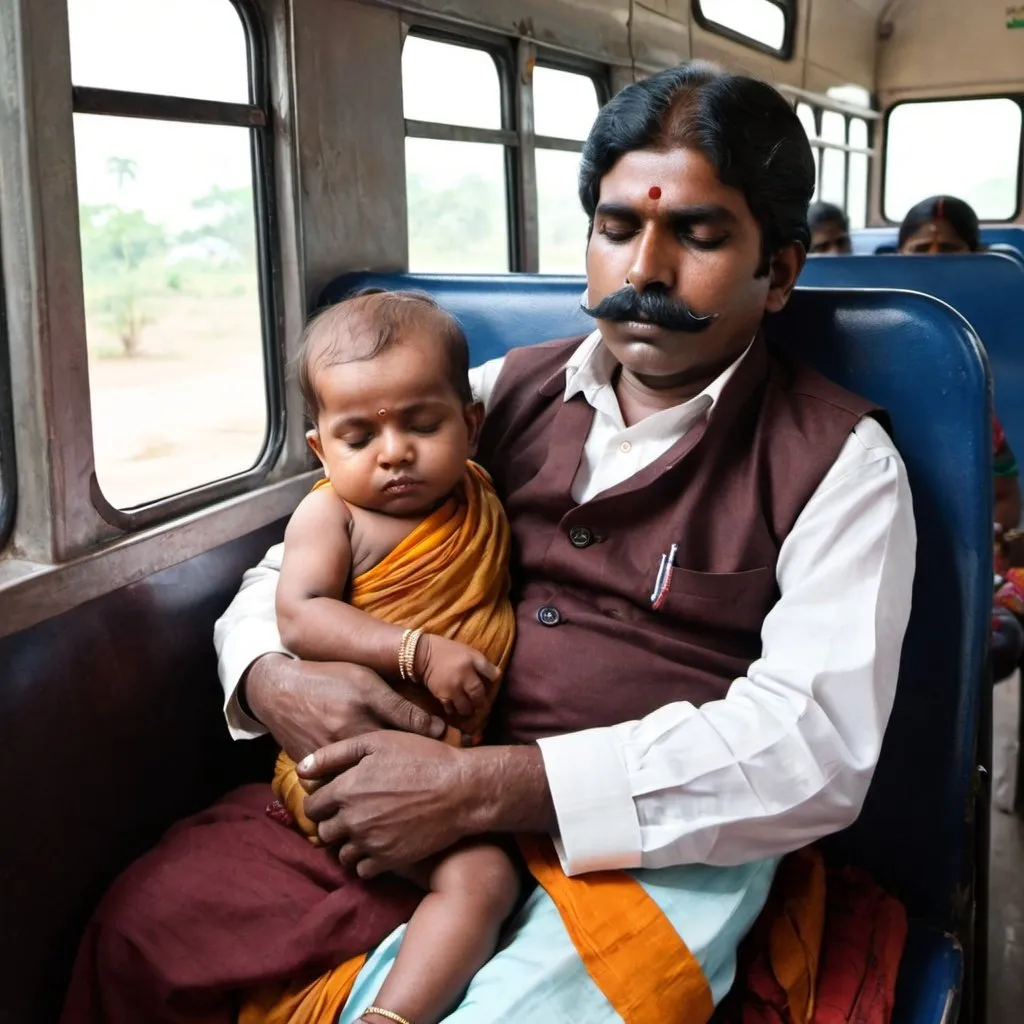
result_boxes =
[362,1007,415,1024]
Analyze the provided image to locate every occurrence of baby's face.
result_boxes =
[308,328,481,517]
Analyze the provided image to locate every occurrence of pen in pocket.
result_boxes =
[650,543,678,611]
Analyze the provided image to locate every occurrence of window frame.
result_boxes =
[0,222,14,551]
[402,25,519,271]
[530,52,610,275]
[401,21,610,274]
[880,94,1024,225]
[691,0,796,61]
[69,0,284,530]
[786,88,879,231]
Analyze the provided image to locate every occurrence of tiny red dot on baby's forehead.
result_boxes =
[648,186,662,200]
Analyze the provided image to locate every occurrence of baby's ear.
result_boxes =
[306,429,329,478]
[464,400,485,455]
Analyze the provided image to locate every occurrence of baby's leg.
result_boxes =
[358,841,520,1024]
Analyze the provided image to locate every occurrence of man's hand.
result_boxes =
[244,654,447,761]
[299,732,556,877]
[417,634,498,717]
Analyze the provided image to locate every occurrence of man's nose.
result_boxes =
[625,225,676,292]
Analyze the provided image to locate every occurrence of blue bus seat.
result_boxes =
[853,225,1024,260]
[321,272,991,1022]
[987,242,1024,269]
[801,251,1024,466]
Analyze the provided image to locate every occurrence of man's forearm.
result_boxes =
[463,744,558,836]
[242,652,292,728]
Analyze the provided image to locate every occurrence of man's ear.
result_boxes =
[764,242,806,313]
[463,401,485,456]
[306,429,328,478]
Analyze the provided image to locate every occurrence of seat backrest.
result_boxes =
[853,225,1024,259]
[801,251,1024,463]
[851,228,899,254]
[319,274,593,363]
[323,272,991,933]
[987,241,1024,269]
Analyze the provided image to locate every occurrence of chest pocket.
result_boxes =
[657,565,777,631]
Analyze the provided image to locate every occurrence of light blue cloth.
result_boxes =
[338,857,778,1023]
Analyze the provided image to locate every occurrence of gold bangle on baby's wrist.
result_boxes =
[362,1008,415,1024]
[397,628,423,683]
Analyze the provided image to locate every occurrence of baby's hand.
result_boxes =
[417,635,500,718]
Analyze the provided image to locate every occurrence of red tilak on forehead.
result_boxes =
[648,185,662,200]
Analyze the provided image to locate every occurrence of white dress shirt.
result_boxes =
[215,331,916,876]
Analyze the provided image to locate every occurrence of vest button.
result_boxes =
[568,526,593,548]
[537,605,561,627]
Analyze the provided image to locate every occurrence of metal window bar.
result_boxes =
[404,119,516,146]
[844,116,852,219]
[0,222,15,550]
[778,83,881,121]
[514,40,540,272]
[71,86,265,127]
[806,138,875,158]
[404,121,586,153]
[68,0,284,530]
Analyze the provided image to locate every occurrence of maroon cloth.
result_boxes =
[812,868,908,1023]
[60,785,418,1023]
[478,334,883,742]
[62,335,884,1023]
[715,865,907,1024]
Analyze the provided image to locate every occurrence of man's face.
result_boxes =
[810,220,852,255]
[584,146,803,389]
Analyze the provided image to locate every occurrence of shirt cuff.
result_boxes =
[537,727,643,876]
[219,621,292,740]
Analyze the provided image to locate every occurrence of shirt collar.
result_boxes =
[562,329,755,413]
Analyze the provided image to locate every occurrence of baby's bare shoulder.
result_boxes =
[286,483,353,541]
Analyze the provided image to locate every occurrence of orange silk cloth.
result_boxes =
[274,461,515,841]
[242,841,830,1024]
[238,956,366,1024]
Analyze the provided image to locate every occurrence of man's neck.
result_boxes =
[613,347,745,427]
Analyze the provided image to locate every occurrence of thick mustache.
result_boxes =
[581,286,718,334]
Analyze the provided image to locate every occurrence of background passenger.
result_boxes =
[994,418,1021,536]
[897,197,1022,534]
[807,201,852,254]
[897,195,980,254]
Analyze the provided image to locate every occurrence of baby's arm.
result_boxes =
[278,487,499,715]
[276,486,406,673]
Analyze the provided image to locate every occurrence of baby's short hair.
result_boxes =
[297,289,473,421]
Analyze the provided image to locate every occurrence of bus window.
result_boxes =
[693,0,792,57]
[534,67,600,274]
[68,0,275,512]
[796,103,821,202]
[819,110,847,210]
[68,0,247,102]
[403,36,509,272]
[884,98,1023,222]
[847,118,869,230]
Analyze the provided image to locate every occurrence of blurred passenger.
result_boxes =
[897,194,980,254]
[903,196,1024,678]
[808,201,852,254]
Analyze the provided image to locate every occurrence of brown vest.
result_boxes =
[477,334,884,745]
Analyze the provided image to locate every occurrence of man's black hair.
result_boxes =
[898,195,981,251]
[808,201,849,234]
[578,61,815,275]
